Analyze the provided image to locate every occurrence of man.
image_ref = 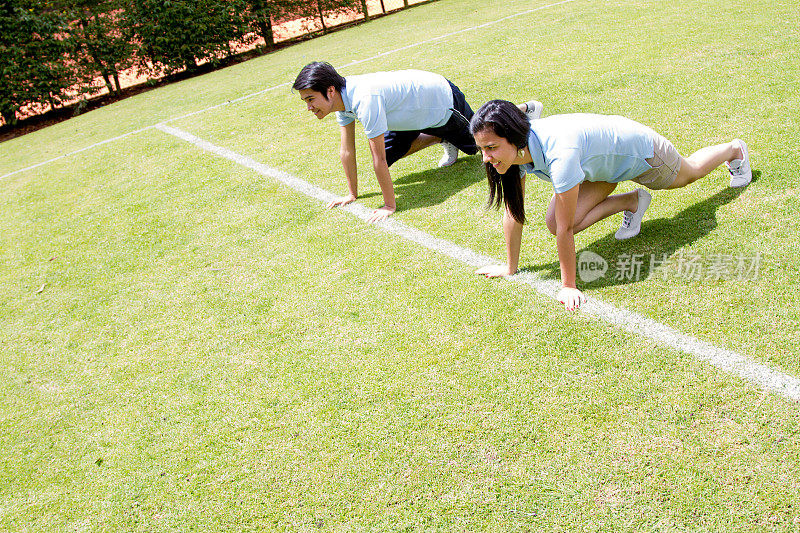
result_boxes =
[293,61,542,222]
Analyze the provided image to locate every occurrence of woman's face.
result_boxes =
[473,126,519,175]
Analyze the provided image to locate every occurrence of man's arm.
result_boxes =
[328,122,358,209]
[366,133,396,223]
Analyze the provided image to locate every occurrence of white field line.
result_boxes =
[156,122,800,402]
[1,0,576,182]
[1,125,155,180]
[336,0,577,69]
[158,0,577,122]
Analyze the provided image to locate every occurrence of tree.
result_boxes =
[0,0,80,124]
[316,0,368,33]
[125,0,251,75]
[243,0,308,50]
[0,0,412,126]
[64,0,137,95]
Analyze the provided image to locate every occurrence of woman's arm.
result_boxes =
[476,177,526,277]
[553,185,586,310]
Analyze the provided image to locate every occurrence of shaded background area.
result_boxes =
[0,0,430,137]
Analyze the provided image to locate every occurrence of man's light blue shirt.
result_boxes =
[520,114,657,193]
[335,70,454,139]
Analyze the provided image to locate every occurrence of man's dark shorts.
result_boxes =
[383,80,478,167]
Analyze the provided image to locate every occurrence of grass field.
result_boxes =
[3,0,800,530]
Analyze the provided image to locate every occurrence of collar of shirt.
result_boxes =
[341,82,353,114]
[520,126,548,176]
[527,127,547,170]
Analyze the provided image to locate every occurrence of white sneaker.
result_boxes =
[438,141,458,167]
[726,139,752,187]
[523,100,544,120]
[615,188,652,240]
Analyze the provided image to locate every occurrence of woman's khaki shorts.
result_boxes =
[632,133,682,190]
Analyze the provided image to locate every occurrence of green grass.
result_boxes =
[3,0,800,530]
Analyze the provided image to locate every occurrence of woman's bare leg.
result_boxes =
[545,181,638,235]
[668,141,742,189]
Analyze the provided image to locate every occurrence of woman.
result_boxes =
[469,100,752,311]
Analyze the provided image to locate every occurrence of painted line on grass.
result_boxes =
[1,0,576,182]
[1,125,156,180]
[160,0,576,123]
[337,0,577,69]
[162,82,293,124]
[155,123,800,402]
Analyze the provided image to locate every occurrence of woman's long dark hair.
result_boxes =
[469,100,531,224]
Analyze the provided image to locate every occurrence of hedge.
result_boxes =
[0,0,380,125]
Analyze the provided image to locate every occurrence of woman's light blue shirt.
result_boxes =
[520,114,658,193]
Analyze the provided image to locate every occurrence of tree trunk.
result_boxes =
[317,1,327,32]
[100,70,114,94]
[256,15,275,49]
[360,0,369,20]
[81,18,115,94]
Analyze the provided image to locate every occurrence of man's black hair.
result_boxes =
[292,62,346,97]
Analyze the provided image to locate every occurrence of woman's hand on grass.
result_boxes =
[557,286,585,311]
[327,194,356,209]
[366,205,395,224]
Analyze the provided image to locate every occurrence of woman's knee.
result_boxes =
[544,207,557,235]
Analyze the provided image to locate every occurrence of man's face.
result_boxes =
[299,87,335,119]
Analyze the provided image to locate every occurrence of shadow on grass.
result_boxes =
[521,171,760,289]
[356,155,484,211]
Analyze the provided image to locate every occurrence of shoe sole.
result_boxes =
[525,101,544,120]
